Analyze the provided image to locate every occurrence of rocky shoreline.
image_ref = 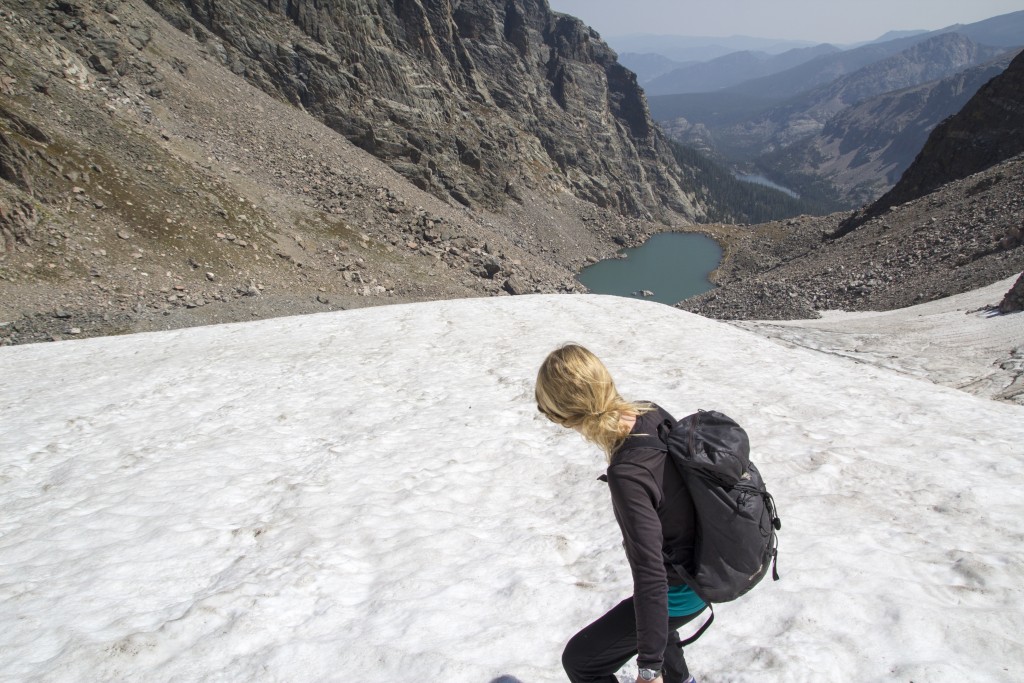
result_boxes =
[679,154,1024,320]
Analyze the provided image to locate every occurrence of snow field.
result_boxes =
[1,294,1023,682]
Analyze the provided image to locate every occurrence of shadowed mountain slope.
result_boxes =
[839,49,1024,234]
[755,51,1018,207]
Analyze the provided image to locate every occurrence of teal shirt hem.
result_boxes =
[667,583,706,616]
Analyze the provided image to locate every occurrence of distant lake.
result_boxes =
[577,232,722,305]
[733,172,800,199]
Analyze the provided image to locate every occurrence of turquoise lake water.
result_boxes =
[576,232,722,305]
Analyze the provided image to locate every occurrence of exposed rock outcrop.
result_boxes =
[144,0,705,220]
[1000,272,1024,313]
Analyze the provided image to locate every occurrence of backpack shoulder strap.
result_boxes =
[619,433,666,453]
[617,418,674,455]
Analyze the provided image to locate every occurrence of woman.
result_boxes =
[536,343,707,683]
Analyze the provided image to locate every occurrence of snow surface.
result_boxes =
[734,273,1024,404]
[2,293,1023,683]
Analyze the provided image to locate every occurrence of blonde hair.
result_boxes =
[535,343,651,460]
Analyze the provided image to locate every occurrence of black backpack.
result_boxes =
[656,409,781,604]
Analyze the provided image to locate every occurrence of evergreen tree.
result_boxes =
[668,141,836,223]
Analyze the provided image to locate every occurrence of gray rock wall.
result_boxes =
[146,0,704,220]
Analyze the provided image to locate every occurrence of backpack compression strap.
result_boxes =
[678,604,715,648]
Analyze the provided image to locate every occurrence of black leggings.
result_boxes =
[561,597,705,683]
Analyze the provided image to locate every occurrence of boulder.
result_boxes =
[999,272,1024,314]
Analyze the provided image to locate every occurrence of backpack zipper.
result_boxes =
[689,411,699,459]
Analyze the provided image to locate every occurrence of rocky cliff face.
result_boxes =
[144,0,704,220]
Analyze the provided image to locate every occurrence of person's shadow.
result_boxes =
[488,677,524,683]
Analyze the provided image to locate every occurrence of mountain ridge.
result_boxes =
[653,28,1021,208]
[644,43,841,96]
[847,48,1024,225]
[757,51,1018,207]
[714,32,1007,155]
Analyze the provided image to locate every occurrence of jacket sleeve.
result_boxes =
[607,460,668,671]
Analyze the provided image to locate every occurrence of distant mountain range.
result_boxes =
[646,10,1024,209]
[640,44,842,95]
[617,11,1024,90]
[712,32,950,101]
[841,48,1024,232]
[861,30,929,45]
[746,33,1007,147]
[679,50,1024,321]
[760,52,1017,208]
[605,34,818,64]
[616,52,694,85]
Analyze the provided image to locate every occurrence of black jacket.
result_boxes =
[606,403,697,670]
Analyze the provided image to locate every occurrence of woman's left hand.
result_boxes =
[636,677,663,683]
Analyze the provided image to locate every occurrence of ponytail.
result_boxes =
[535,344,651,460]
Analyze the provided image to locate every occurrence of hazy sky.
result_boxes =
[545,0,1024,44]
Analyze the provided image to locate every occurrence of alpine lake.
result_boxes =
[576,232,722,306]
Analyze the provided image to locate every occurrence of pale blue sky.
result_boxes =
[546,0,1024,44]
